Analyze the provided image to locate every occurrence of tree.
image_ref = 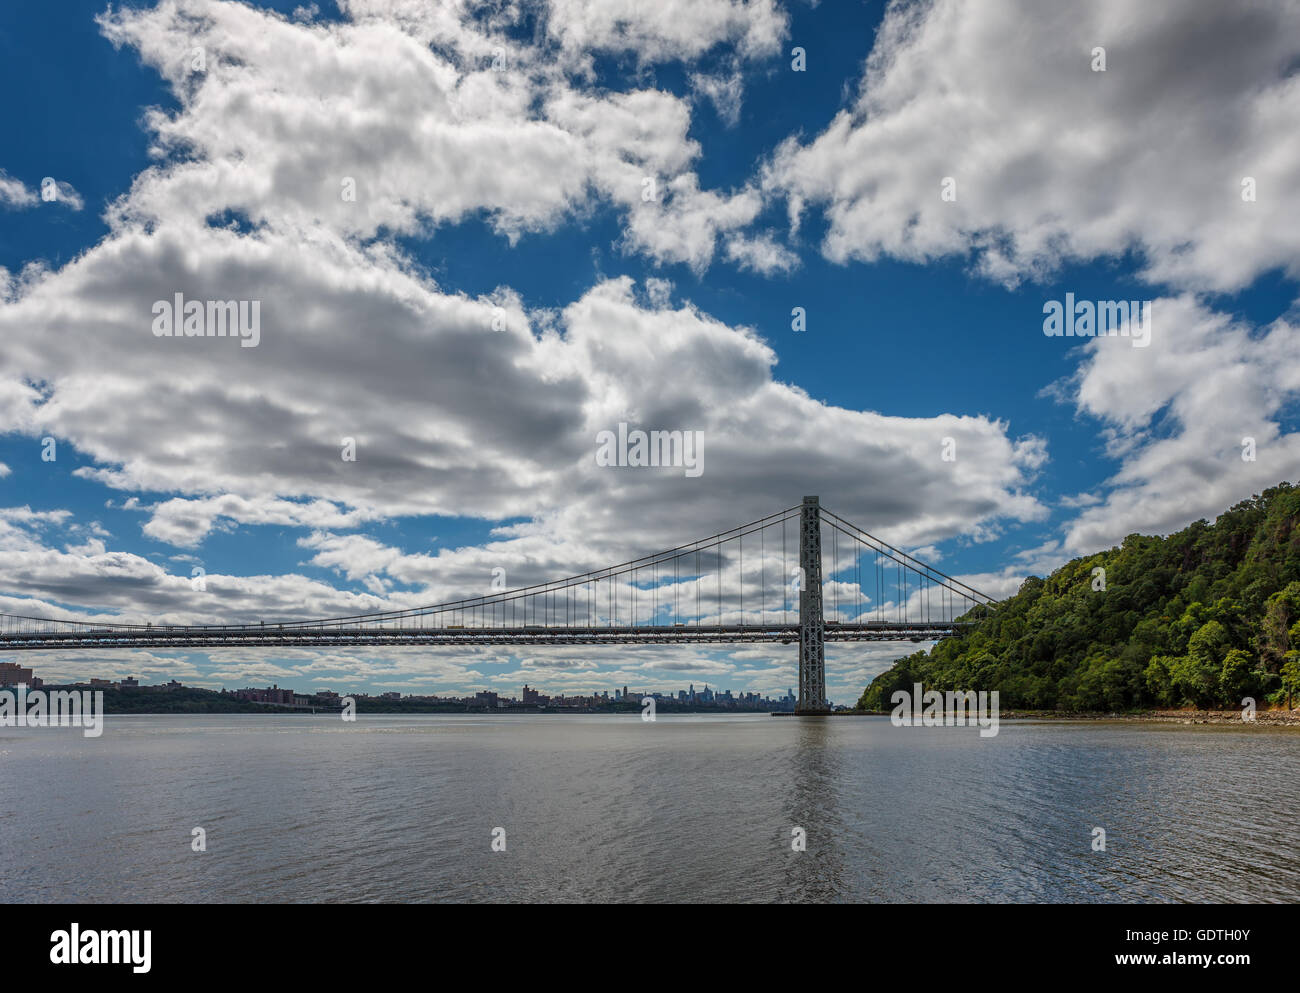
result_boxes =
[1260,581,1300,669]
[1282,657,1300,711]
[1169,653,1218,708]
[1144,655,1178,708]
[1219,648,1256,702]
[1175,620,1232,705]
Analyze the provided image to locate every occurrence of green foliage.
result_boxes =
[857,482,1300,712]
[1218,648,1255,701]
[1169,651,1218,708]
[1281,657,1300,709]
[1144,655,1178,708]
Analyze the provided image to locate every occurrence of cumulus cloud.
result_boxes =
[723,230,799,274]
[0,505,394,623]
[542,0,787,64]
[139,495,383,548]
[96,0,767,272]
[0,170,37,209]
[766,0,1300,292]
[1057,295,1300,554]
[45,179,85,211]
[0,172,82,211]
[691,66,746,126]
[0,224,1047,573]
[300,531,405,582]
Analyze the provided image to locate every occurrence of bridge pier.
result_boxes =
[796,495,829,715]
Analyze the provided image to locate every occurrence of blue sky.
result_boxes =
[2,0,1298,703]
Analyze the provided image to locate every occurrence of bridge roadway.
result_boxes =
[0,620,971,651]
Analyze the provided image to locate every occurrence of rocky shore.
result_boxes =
[997,708,1300,726]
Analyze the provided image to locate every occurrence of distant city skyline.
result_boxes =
[13,658,813,710]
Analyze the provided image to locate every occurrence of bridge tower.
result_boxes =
[796,495,829,714]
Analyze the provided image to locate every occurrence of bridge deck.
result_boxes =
[0,621,972,651]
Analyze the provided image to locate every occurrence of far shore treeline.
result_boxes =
[858,482,1300,713]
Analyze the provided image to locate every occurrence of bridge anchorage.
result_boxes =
[0,497,996,714]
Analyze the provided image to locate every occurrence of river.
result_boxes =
[1,714,1296,902]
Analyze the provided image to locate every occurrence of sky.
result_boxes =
[1,0,1298,704]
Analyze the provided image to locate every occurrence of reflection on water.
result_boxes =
[1,714,1297,903]
[784,718,849,902]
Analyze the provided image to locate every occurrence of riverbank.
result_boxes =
[1000,708,1300,726]
[854,707,1300,726]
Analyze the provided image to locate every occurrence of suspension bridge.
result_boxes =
[0,497,996,713]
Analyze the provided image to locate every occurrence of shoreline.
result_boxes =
[853,707,1300,726]
[1001,708,1300,726]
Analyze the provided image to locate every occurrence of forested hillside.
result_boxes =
[858,482,1300,712]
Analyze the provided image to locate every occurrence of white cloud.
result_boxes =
[723,230,799,274]
[0,172,80,210]
[0,170,37,209]
[1059,295,1300,554]
[0,201,1047,561]
[95,0,768,273]
[300,531,404,582]
[542,0,787,64]
[691,66,746,126]
[766,0,1300,292]
[46,179,85,212]
[137,495,382,549]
